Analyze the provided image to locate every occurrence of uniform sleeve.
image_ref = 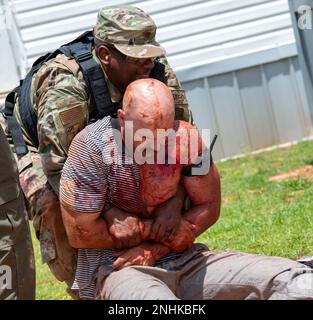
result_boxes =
[60,130,107,214]
[158,56,194,125]
[34,58,89,195]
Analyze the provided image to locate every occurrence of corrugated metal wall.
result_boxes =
[184,57,312,159]
[9,0,296,72]
[3,0,313,159]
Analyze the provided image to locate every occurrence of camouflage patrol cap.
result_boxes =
[93,5,166,59]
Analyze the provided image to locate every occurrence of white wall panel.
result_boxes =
[2,0,312,159]
[183,57,313,159]
[9,0,297,78]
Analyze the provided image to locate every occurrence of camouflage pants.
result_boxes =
[17,151,78,298]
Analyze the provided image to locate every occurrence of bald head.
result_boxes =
[120,79,175,131]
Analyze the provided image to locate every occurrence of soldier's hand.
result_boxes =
[103,206,142,249]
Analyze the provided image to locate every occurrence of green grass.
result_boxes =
[198,140,313,258]
[31,228,71,300]
[33,140,313,299]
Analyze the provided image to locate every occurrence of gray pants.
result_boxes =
[96,244,313,300]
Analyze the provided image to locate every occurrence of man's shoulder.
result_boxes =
[38,53,82,76]
[86,116,113,135]
[32,54,86,93]
[67,117,117,170]
[74,117,113,147]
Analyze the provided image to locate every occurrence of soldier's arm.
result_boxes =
[158,56,194,124]
[34,56,89,196]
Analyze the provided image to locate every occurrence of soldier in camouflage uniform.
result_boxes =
[1,5,193,298]
[0,125,35,300]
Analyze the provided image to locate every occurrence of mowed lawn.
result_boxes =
[31,227,70,300]
[32,140,313,300]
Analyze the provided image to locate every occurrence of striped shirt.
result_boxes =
[60,117,180,299]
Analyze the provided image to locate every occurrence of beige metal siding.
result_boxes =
[10,0,296,77]
[4,0,312,159]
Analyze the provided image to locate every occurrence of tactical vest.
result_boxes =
[3,31,166,156]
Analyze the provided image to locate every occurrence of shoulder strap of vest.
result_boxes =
[60,35,116,120]
[18,73,40,149]
[3,86,28,155]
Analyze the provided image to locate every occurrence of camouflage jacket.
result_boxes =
[14,52,192,195]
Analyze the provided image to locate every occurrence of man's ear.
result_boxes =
[117,109,125,127]
[97,45,111,66]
